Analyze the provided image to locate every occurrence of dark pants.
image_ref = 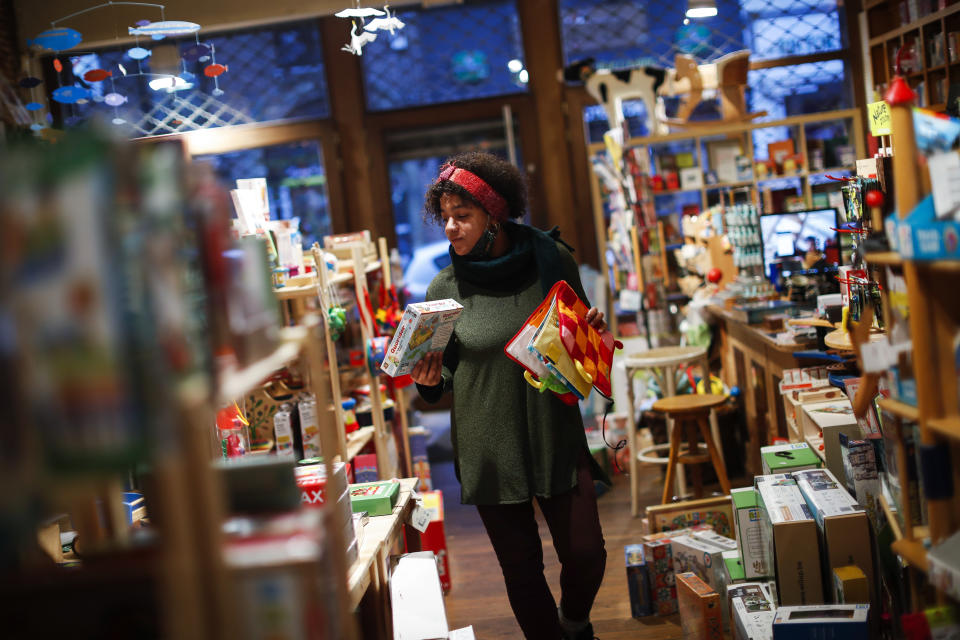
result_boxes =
[476,451,606,640]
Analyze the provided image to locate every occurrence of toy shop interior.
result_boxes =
[4,0,960,638]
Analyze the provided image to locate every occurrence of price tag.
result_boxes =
[409,503,431,533]
[867,101,892,137]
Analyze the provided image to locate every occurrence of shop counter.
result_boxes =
[705,305,807,475]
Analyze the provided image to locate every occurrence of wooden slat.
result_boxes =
[877,397,921,422]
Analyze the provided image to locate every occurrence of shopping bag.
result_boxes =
[505,280,622,403]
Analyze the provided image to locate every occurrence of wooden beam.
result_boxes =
[517,0,577,239]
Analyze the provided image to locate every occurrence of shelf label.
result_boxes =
[868,101,892,137]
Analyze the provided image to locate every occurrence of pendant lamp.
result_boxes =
[686,0,718,18]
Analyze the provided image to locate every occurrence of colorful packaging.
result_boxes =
[408,426,432,491]
[839,435,883,530]
[732,487,771,579]
[273,403,295,457]
[381,299,463,377]
[729,582,776,640]
[772,604,870,639]
[297,393,322,459]
[625,544,654,618]
[642,539,678,615]
[353,453,379,483]
[348,480,400,516]
[755,474,824,606]
[420,491,451,593]
[669,533,736,592]
[295,461,348,509]
[799,400,861,486]
[677,572,723,640]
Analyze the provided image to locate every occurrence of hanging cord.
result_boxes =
[598,396,627,474]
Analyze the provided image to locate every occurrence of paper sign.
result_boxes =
[929,152,960,220]
[410,502,431,533]
[868,101,891,136]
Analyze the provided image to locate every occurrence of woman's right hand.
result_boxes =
[411,351,443,387]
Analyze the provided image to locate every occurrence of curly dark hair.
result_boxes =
[424,151,527,225]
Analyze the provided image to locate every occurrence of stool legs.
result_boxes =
[685,421,704,499]
[696,415,731,495]
[661,419,683,505]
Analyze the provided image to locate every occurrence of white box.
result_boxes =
[772,604,870,638]
[391,551,450,640]
[729,582,776,640]
[670,533,735,592]
[800,400,862,487]
[381,299,463,377]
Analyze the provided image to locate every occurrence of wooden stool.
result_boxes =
[652,394,731,504]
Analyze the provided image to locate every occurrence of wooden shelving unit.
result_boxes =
[864,0,960,109]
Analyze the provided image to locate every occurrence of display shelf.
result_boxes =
[705,179,754,189]
[347,477,419,608]
[927,416,960,440]
[916,259,960,272]
[823,327,886,351]
[274,281,318,300]
[868,3,960,47]
[892,538,930,572]
[805,434,826,460]
[217,325,308,403]
[652,187,702,196]
[345,426,376,461]
[865,251,904,266]
[878,397,921,422]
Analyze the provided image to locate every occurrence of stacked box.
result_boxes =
[295,461,348,509]
[642,524,714,543]
[755,474,824,605]
[677,572,723,640]
[419,490,451,593]
[670,533,736,592]
[772,604,869,639]
[625,544,654,618]
[839,435,883,531]
[348,480,400,516]
[729,582,776,640]
[799,401,862,486]
[642,539,678,615]
[832,566,869,604]
[792,468,875,608]
[760,443,822,475]
[408,426,433,491]
[723,549,746,584]
[732,487,772,579]
[353,453,378,483]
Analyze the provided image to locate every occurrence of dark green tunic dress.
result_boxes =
[417,223,609,505]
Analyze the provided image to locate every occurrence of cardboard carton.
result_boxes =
[839,435,883,531]
[772,604,870,639]
[832,565,869,604]
[643,539,678,615]
[677,572,723,639]
[732,487,772,579]
[670,534,736,592]
[390,551,450,640]
[799,400,862,486]
[381,299,463,377]
[348,480,400,516]
[760,443,822,475]
[723,549,746,584]
[792,468,875,608]
[295,461,348,509]
[729,582,776,640]
[625,544,654,618]
[420,490,451,593]
[755,474,824,605]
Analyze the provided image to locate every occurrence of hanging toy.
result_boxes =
[327,305,347,341]
[375,281,403,335]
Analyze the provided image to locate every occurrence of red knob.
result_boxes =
[707,268,722,283]
[865,190,884,208]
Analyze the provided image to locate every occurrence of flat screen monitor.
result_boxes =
[759,208,841,282]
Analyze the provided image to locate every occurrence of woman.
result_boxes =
[411,151,609,640]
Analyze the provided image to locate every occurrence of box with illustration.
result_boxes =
[731,487,771,579]
[625,544,654,618]
[381,299,463,377]
[799,400,863,486]
[670,532,737,592]
[642,539,678,615]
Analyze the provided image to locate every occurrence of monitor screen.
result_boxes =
[759,208,841,281]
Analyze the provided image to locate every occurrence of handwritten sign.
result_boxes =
[868,101,891,136]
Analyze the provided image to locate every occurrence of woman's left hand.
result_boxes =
[585,307,606,333]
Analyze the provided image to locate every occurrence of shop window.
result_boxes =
[194,140,333,247]
[51,20,330,137]
[360,1,527,112]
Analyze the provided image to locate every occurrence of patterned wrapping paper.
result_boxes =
[642,539,678,615]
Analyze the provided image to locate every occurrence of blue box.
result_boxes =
[122,491,147,525]
[625,544,654,618]
[772,604,869,639]
[892,194,960,261]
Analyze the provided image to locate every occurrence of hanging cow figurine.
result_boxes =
[565,49,761,136]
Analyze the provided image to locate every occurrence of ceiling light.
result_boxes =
[518,69,529,84]
[507,59,523,73]
[686,0,717,18]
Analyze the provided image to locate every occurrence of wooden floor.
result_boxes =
[433,458,689,639]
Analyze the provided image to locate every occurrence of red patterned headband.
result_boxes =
[436,164,509,221]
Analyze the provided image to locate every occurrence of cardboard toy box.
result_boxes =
[390,551,450,640]
[760,443,822,475]
[381,299,463,377]
[348,480,400,517]
[732,487,772,579]
[755,474,824,606]
[832,565,869,604]
[722,549,746,585]
[642,539,678,615]
[408,426,432,491]
[839,435,883,531]
[642,524,714,543]
[670,533,737,593]
[792,468,876,608]
[352,453,378,484]
[419,490,451,593]
[625,544,654,618]
[799,400,862,486]
[295,461,348,509]
[772,604,870,639]
[729,582,776,640]
[677,572,723,640]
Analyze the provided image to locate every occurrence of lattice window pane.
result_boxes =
[360,0,527,112]
[52,20,330,137]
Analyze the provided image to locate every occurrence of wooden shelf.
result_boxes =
[877,397,921,422]
[928,416,960,440]
[869,2,960,46]
[805,434,826,461]
[217,325,308,403]
[652,187,702,196]
[865,251,904,266]
[345,426,376,460]
[915,259,960,272]
[274,281,318,300]
[705,179,754,189]
[329,259,383,286]
[891,538,930,572]
[806,166,856,176]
